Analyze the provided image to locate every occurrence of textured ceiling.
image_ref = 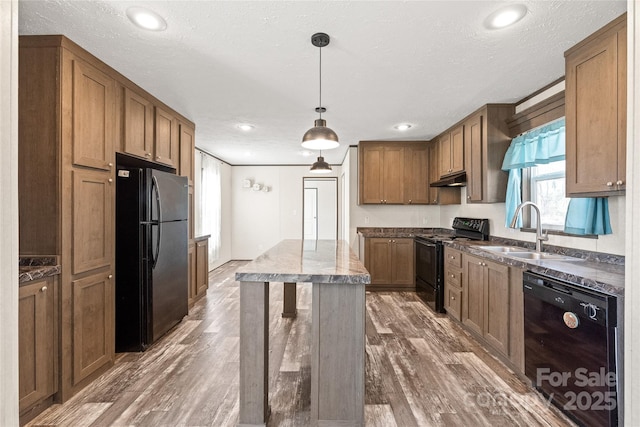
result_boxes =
[19,0,627,166]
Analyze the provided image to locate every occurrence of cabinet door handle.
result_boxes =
[617,180,624,186]
[40,286,47,292]
[450,274,455,278]
[478,261,482,265]
[606,182,613,187]
[157,156,162,160]
[108,178,113,183]
[146,153,151,157]
[408,199,412,204]
[108,162,113,168]
[107,274,113,279]
[451,295,456,300]
[467,195,470,199]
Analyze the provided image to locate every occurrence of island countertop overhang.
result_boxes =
[235,239,370,284]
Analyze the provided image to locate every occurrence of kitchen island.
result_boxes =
[235,239,370,427]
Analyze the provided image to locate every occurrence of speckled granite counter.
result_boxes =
[236,239,368,426]
[446,240,624,297]
[357,227,436,238]
[19,256,61,284]
[236,239,370,284]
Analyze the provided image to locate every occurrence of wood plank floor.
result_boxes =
[27,260,574,426]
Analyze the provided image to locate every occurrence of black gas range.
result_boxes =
[415,217,490,312]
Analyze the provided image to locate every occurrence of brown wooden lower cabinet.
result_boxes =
[444,250,524,374]
[462,254,509,357]
[443,248,463,321]
[19,275,58,422]
[189,236,209,307]
[364,237,414,291]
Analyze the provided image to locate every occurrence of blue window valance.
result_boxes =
[501,118,612,235]
[501,118,565,170]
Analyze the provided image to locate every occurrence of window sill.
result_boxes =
[518,227,598,239]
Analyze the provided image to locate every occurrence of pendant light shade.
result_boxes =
[302,33,339,151]
[309,154,332,174]
[302,119,339,150]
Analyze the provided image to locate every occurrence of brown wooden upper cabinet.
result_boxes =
[565,13,626,197]
[464,105,515,203]
[121,88,181,169]
[123,87,154,160]
[71,58,115,171]
[154,106,180,168]
[428,141,461,206]
[179,122,196,185]
[359,141,434,205]
[438,125,464,177]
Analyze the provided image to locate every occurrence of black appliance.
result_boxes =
[523,272,618,427]
[115,166,188,352]
[415,217,489,312]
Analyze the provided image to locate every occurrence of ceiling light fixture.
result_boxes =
[484,4,527,30]
[302,32,339,151]
[237,123,255,131]
[126,6,167,31]
[394,123,412,131]
[309,151,332,174]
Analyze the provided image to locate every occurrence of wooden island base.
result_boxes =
[235,240,370,427]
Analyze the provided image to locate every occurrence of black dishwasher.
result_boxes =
[523,272,618,427]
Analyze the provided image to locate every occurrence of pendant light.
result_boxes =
[302,32,339,151]
[309,150,332,174]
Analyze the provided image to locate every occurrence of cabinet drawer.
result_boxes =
[445,248,462,268]
[444,269,461,288]
[444,284,462,321]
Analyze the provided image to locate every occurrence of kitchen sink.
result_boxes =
[478,245,529,253]
[478,245,584,262]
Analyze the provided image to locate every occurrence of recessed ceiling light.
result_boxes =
[394,123,412,131]
[484,4,527,30]
[237,124,255,131]
[126,7,167,31]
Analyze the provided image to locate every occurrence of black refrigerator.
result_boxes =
[115,167,188,352]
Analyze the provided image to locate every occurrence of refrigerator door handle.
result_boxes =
[151,175,162,269]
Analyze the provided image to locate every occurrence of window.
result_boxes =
[524,160,570,230]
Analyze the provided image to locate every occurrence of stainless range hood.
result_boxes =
[429,171,467,187]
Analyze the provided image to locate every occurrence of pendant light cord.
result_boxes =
[319,44,322,120]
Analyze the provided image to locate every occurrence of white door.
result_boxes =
[303,178,337,240]
[303,188,317,240]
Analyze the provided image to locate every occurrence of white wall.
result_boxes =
[0,0,19,423]
[625,1,639,423]
[231,165,342,259]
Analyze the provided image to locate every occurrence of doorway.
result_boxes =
[303,178,338,240]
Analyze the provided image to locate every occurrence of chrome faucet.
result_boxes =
[509,201,548,252]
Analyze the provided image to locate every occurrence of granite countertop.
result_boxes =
[235,239,370,284]
[446,240,624,297]
[19,256,61,284]
[358,227,436,238]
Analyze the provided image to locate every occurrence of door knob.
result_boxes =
[616,180,624,186]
